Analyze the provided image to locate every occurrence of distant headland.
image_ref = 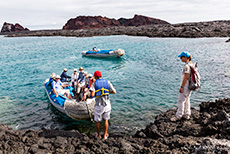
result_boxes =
[1,14,230,38]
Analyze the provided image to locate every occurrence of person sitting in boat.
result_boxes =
[76,67,85,94]
[79,71,89,100]
[82,74,95,101]
[81,71,89,90]
[60,68,71,82]
[47,73,56,90]
[52,75,72,100]
[92,46,97,51]
[92,47,100,52]
[71,68,78,93]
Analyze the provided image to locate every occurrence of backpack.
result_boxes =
[188,62,201,91]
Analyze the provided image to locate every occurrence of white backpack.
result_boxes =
[189,62,201,91]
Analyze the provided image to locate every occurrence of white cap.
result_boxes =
[64,68,68,71]
[88,74,93,78]
[55,75,61,79]
[84,71,88,76]
[74,68,77,72]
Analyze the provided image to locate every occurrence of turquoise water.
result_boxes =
[0,35,229,134]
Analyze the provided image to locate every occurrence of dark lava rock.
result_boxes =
[0,98,230,153]
[63,14,169,30]
[1,22,29,33]
[118,14,170,26]
[121,14,170,26]
[6,20,230,38]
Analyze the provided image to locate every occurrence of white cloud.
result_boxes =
[0,0,230,30]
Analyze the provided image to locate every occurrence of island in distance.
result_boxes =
[1,14,230,38]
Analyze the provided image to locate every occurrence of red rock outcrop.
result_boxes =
[119,14,170,26]
[63,16,121,30]
[1,22,29,33]
[63,15,170,30]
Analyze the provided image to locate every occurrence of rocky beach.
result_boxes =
[1,98,230,153]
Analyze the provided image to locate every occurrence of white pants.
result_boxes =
[176,86,192,118]
[57,89,69,95]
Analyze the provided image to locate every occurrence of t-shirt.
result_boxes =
[77,72,85,83]
[52,80,63,92]
[90,80,115,107]
[71,73,78,83]
[181,61,192,86]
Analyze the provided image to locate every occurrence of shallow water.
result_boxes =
[0,35,229,134]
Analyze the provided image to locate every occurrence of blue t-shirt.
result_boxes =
[60,71,70,82]
[77,72,85,83]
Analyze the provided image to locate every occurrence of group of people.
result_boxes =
[48,68,117,140]
[49,67,96,101]
[47,51,196,140]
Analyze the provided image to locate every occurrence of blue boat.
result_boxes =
[44,78,95,120]
[82,49,125,57]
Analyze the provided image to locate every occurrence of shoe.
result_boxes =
[170,116,180,122]
[104,133,109,140]
[182,115,190,120]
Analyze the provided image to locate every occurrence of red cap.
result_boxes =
[94,70,102,77]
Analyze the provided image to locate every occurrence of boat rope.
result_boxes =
[85,101,94,122]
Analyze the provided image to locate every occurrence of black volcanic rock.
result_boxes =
[5,20,230,38]
[1,22,29,33]
[120,14,170,26]
[0,98,230,153]
[117,18,130,26]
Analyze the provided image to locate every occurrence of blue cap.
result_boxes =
[178,52,190,58]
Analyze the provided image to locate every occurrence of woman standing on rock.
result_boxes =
[171,51,192,122]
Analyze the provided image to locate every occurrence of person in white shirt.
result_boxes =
[52,75,72,100]
[71,69,78,93]
[171,51,193,122]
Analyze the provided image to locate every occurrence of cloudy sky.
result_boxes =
[0,0,230,30]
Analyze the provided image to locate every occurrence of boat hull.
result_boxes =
[82,49,125,58]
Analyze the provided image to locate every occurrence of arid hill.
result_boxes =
[62,14,170,30]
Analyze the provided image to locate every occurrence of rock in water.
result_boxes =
[1,22,29,33]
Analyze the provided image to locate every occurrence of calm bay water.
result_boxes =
[0,35,229,135]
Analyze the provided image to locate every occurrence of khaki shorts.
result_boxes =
[94,104,111,122]
[85,90,91,97]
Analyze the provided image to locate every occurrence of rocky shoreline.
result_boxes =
[0,98,230,153]
[1,20,230,38]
